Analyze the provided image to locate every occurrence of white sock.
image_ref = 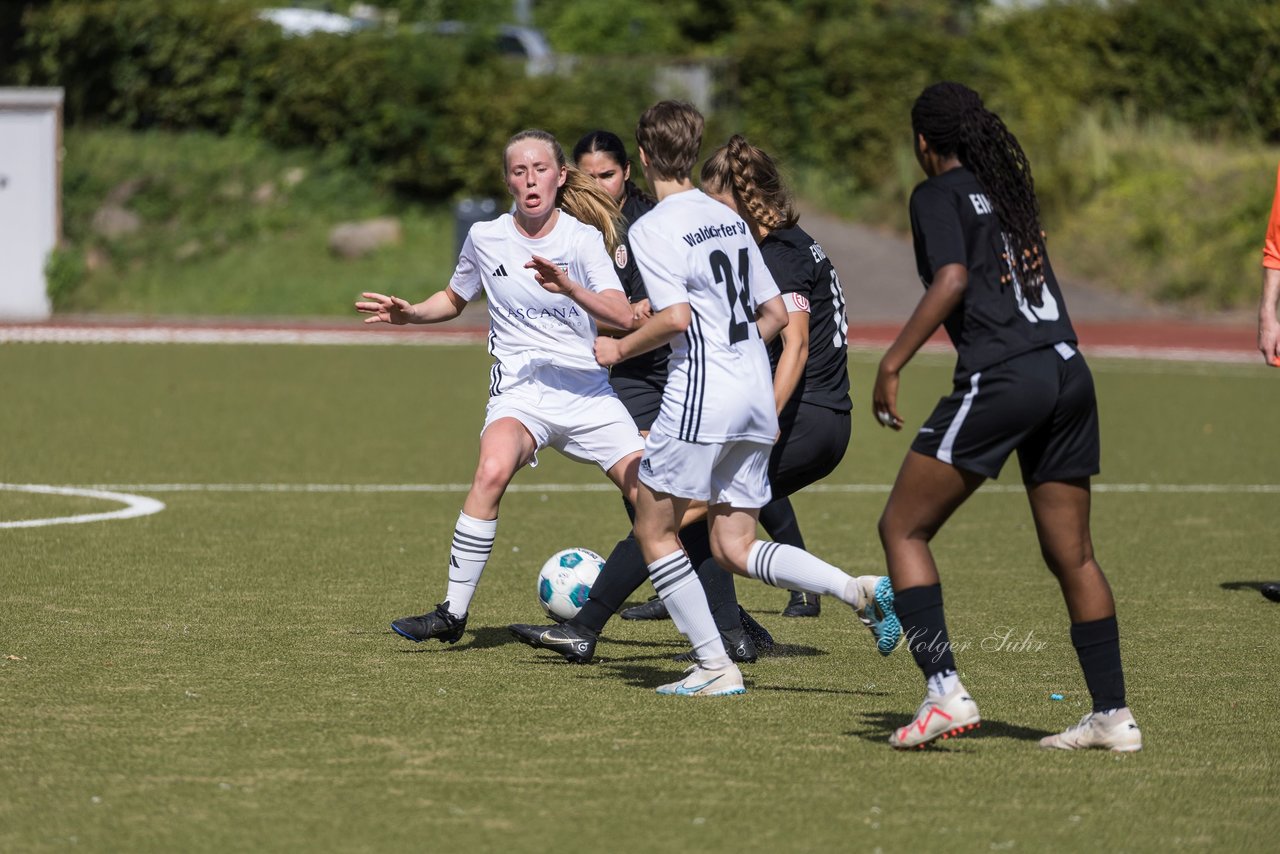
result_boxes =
[443,512,497,617]
[746,541,860,606]
[926,669,959,698]
[648,550,731,669]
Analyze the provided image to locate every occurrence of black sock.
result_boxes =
[695,558,741,634]
[569,535,647,636]
[759,497,805,549]
[1070,615,1127,713]
[678,521,740,633]
[895,583,956,678]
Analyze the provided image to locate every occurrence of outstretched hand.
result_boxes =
[526,255,573,295]
[355,292,415,325]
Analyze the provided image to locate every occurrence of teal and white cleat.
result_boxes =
[854,575,901,656]
[656,664,746,697]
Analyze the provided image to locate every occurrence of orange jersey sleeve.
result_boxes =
[1265,162,1280,270]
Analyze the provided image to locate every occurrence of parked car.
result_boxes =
[258,8,375,37]
[422,21,559,77]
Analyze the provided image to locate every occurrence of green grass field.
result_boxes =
[2,342,1277,852]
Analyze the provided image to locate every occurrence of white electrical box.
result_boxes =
[0,88,63,321]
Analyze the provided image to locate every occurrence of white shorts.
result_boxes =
[483,366,643,472]
[638,426,773,508]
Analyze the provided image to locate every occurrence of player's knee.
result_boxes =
[877,509,904,546]
[1040,544,1096,579]
[472,455,515,496]
[709,538,749,575]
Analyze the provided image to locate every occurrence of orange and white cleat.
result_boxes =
[889,682,981,749]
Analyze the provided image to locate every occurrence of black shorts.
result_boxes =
[769,402,851,499]
[911,344,1100,484]
[610,375,664,432]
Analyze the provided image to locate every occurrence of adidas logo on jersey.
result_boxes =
[493,264,509,277]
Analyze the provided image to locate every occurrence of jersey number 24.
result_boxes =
[710,248,754,344]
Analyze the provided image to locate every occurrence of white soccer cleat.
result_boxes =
[655,663,746,697]
[889,682,981,749]
[1039,708,1143,752]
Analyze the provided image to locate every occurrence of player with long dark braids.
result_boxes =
[874,82,1142,750]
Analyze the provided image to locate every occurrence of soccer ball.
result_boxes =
[537,547,605,621]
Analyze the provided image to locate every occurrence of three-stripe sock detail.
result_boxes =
[648,550,730,669]
[444,512,497,618]
[746,540,857,603]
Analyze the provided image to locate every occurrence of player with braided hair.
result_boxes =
[700,134,857,620]
[583,101,897,696]
[873,83,1142,750]
[509,129,777,665]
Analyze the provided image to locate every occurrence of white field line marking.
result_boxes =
[0,326,1258,363]
[6,481,1273,529]
[0,484,166,529]
[72,482,1280,495]
[0,326,480,346]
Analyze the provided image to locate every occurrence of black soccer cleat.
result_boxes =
[1263,583,1280,603]
[738,606,775,653]
[508,622,597,664]
[782,590,821,618]
[674,625,758,664]
[391,602,467,644]
[620,595,670,621]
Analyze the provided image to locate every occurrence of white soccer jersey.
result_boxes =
[450,211,624,393]
[628,190,781,443]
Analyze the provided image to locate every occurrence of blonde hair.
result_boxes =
[700,134,798,231]
[635,100,704,182]
[558,167,623,255]
[504,129,623,254]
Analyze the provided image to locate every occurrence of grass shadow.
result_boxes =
[753,684,887,697]
[389,625,514,653]
[759,643,826,658]
[1220,580,1274,592]
[848,711,1053,746]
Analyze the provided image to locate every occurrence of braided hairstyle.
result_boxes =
[911,82,1047,303]
[571,129,654,207]
[504,129,623,255]
[700,134,798,232]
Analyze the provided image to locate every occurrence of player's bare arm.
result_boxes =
[356,288,467,325]
[873,262,967,429]
[755,295,788,343]
[526,254,635,331]
[1259,267,1280,367]
[595,302,690,368]
[772,307,810,415]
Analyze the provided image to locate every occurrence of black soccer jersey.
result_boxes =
[909,167,1076,380]
[609,191,669,385]
[760,225,852,412]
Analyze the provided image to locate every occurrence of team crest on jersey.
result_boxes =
[554,260,569,273]
[793,293,810,311]
[614,243,628,269]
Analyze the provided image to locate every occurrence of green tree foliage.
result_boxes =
[13,0,656,198]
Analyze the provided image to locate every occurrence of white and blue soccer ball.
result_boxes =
[537,547,605,621]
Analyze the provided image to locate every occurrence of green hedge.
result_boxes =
[13,0,656,199]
